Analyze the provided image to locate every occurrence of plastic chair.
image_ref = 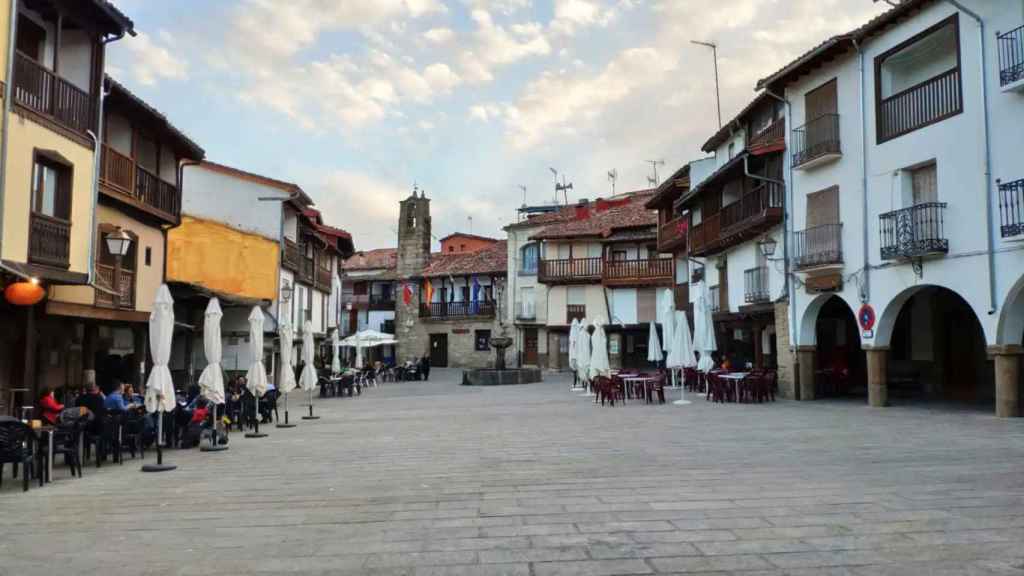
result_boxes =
[0,419,39,491]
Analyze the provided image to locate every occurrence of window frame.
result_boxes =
[474,329,491,352]
[31,153,72,221]
[519,242,539,275]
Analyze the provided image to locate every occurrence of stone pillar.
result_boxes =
[773,301,796,399]
[989,345,1022,418]
[865,346,889,408]
[796,345,816,401]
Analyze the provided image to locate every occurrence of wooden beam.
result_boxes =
[45,300,149,323]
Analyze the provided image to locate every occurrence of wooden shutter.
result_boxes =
[805,79,838,119]
[911,164,938,204]
[806,186,839,228]
[637,289,657,323]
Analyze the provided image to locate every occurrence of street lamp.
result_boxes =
[105,228,133,307]
[280,278,293,303]
[757,235,778,259]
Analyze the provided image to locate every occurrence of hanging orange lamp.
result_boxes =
[5,279,46,306]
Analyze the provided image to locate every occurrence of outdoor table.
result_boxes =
[717,372,751,402]
[622,376,656,403]
[31,425,55,483]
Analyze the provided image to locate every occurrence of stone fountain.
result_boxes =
[462,326,542,386]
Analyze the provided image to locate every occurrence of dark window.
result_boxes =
[32,156,71,220]
[475,330,491,352]
[16,14,45,61]
[144,247,152,266]
[461,286,470,301]
[612,250,627,261]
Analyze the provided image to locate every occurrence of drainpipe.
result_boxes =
[763,89,799,348]
[0,0,18,262]
[165,159,202,282]
[743,155,786,298]
[941,1,996,314]
[852,39,871,305]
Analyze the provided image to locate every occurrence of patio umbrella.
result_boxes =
[568,318,580,389]
[245,306,268,438]
[575,321,592,396]
[198,298,227,451]
[331,328,341,375]
[589,319,610,381]
[694,280,718,373]
[647,321,663,364]
[671,311,695,405]
[142,284,176,472]
[661,289,676,386]
[299,320,320,419]
[277,320,297,428]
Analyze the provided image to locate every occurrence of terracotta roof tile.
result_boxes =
[530,191,657,241]
[422,241,508,278]
[343,248,397,271]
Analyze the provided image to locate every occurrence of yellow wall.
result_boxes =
[0,0,9,85]
[50,205,166,312]
[167,215,279,302]
[1,113,96,273]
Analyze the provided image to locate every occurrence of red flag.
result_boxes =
[403,283,413,305]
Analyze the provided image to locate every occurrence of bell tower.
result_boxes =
[397,188,431,279]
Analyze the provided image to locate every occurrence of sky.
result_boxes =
[106,0,886,251]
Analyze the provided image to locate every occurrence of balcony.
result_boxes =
[315,266,332,292]
[567,304,586,324]
[879,202,948,260]
[420,301,496,320]
[539,257,602,284]
[516,300,537,322]
[999,178,1024,239]
[369,293,395,310]
[29,213,70,269]
[998,24,1024,91]
[602,257,673,287]
[877,68,962,142]
[99,145,180,222]
[748,117,786,155]
[744,267,770,304]
[709,286,721,313]
[792,114,841,170]
[95,264,135,309]
[282,238,301,272]
[689,182,784,257]
[793,224,844,270]
[657,216,688,252]
[13,53,94,136]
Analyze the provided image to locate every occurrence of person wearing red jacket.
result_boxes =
[38,388,64,425]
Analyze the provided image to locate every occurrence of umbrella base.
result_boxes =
[673,399,692,405]
[276,423,297,428]
[244,432,268,438]
[141,464,177,473]
[301,416,320,420]
[200,444,229,452]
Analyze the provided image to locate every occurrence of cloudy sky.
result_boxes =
[106,0,885,250]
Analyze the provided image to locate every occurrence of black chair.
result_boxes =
[0,418,39,491]
[121,411,147,460]
[39,415,84,481]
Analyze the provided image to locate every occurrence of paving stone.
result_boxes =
[532,558,654,576]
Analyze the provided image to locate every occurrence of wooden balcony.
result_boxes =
[539,257,602,284]
[792,114,841,169]
[282,238,301,272]
[299,256,315,285]
[100,144,179,222]
[567,304,586,324]
[420,301,496,320]
[999,178,1024,239]
[878,68,961,143]
[369,293,395,311]
[879,202,948,260]
[13,52,94,136]
[29,212,70,269]
[793,224,843,270]
[602,257,672,287]
[315,267,332,292]
[998,24,1024,90]
[689,182,784,257]
[95,264,135,309]
[743,266,769,304]
[657,216,687,253]
[748,117,786,155]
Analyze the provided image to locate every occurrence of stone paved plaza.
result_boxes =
[3,371,1024,575]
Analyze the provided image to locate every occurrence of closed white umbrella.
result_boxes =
[142,284,176,472]
[694,280,718,373]
[277,320,297,428]
[245,306,269,438]
[331,329,341,375]
[575,321,592,396]
[299,320,320,419]
[671,311,695,405]
[647,321,663,364]
[197,298,225,405]
[568,318,580,389]
[589,319,610,381]
[661,288,675,356]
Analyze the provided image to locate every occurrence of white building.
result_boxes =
[758,0,1024,416]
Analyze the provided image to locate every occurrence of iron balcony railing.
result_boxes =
[998,24,1024,87]
[879,202,948,260]
[744,267,769,304]
[793,224,843,269]
[999,178,1024,238]
[792,113,840,168]
[877,68,962,142]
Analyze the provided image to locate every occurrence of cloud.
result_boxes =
[423,27,455,44]
[460,0,532,15]
[457,9,551,84]
[313,170,410,248]
[468,103,504,121]
[550,0,617,36]
[117,31,188,86]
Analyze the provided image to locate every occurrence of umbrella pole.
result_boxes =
[674,369,691,405]
[201,403,229,452]
[302,387,319,420]
[142,411,176,472]
[246,394,268,438]
[277,392,296,428]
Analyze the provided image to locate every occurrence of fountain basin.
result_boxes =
[462,368,543,386]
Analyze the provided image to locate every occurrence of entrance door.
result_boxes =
[523,328,538,365]
[429,333,448,368]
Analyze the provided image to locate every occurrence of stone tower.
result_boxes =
[395,189,431,361]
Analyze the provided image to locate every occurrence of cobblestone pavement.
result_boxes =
[3,370,1024,575]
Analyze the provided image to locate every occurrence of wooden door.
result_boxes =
[523,328,538,365]
[429,333,448,368]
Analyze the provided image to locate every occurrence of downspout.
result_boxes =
[763,89,799,349]
[852,39,871,305]
[0,0,18,261]
[166,159,202,282]
[941,1,996,314]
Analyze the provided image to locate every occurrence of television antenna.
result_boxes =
[550,167,573,204]
[646,159,665,187]
[607,169,618,195]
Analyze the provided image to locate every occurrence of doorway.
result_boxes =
[523,328,538,366]
[814,296,866,398]
[429,333,448,368]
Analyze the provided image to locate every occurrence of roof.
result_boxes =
[421,240,508,278]
[198,161,314,206]
[701,92,772,153]
[530,191,657,241]
[504,206,577,231]
[300,208,354,256]
[756,0,933,91]
[676,152,748,208]
[343,248,398,272]
[105,76,204,160]
[439,232,500,243]
[603,228,657,243]
[90,0,136,36]
[646,164,691,210]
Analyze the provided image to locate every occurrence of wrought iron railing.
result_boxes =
[879,202,948,260]
[29,212,71,269]
[420,301,496,319]
[792,113,840,168]
[878,68,961,142]
[95,264,135,309]
[998,24,1024,87]
[744,267,769,304]
[516,300,536,321]
[793,223,843,269]
[13,52,94,135]
[999,178,1024,238]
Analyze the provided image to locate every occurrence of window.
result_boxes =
[520,243,539,274]
[144,247,152,267]
[32,157,71,220]
[806,186,840,228]
[448,246,454,252]
[612,250,627,261]
[728,142,736,159]
[911,163,938,205]
[475,330,491,351]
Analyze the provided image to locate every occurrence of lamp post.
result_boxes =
[757,236,778,259]
[105,228,133,308]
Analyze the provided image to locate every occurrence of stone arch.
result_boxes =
[996,273,1024,346]
[874,284,988,349]
[798,293,861,347]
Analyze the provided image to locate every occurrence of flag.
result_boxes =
[471,277,481,314]
[424,279,434,304]
[403,283,413,305]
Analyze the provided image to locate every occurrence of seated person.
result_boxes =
[38,388,64,425]
[75,382,107,435]
[182,399,210,448]
[123,384,144,405]
[104,382,139,412]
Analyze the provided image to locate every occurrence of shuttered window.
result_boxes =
[805,79,838,120]
[806,186,840,228]
[911,163,938,204]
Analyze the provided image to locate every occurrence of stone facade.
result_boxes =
[773,300,797,399]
